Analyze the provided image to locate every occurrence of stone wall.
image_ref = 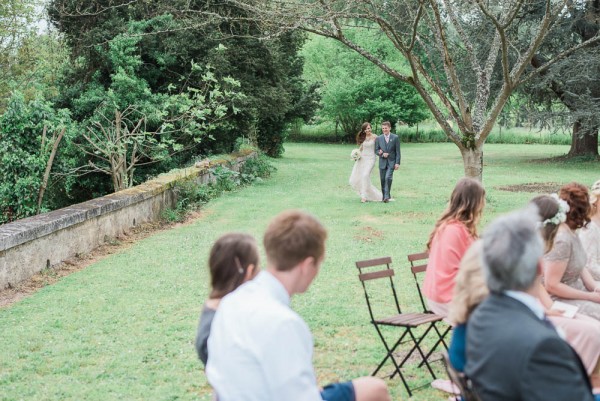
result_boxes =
[0,152,255,290]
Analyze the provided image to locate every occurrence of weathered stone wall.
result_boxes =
[0,152,255,290]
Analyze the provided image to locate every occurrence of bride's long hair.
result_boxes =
[356,122,371,145]
[427,177,486,250]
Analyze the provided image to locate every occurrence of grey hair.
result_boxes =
[482,205,544,293]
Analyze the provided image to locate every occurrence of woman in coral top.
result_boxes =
[423,177,486,317]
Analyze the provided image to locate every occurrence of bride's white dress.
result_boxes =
[349,138,383,201]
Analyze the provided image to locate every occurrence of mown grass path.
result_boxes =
[1,142,597,400]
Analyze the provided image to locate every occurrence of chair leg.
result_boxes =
[391,325,438,380]
[371,324,414,397]
[433,322,451,350]
[418,324,451,368]
[371,326,409,376]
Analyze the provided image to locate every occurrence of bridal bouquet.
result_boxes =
[350,149,361,161]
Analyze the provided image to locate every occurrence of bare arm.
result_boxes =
[580,267,599,292]
[537,281,554,310]
[544,260,600,302]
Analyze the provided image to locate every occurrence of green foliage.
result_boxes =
[211,166,240,192]
[519,2,600,155]
[287,120,346,143]
[290,122,573,146]
[0,0,42,106]
[233,137,255,153]
[161,154,275,222]
[70,30,242,192]
[160,207,185,223]
[48,2,318,158]
[240,154,277,179]
[0,92,73,223]
[302,32,429,140]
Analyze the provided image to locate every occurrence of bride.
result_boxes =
[349,122,383,202]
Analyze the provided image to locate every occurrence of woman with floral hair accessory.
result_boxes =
[349,122,382,203]
[579,179,600,280]
[533,185,600,321]
[422,177,486,317]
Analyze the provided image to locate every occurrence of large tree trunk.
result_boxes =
[568,120,599,157]
[460,147,483,182]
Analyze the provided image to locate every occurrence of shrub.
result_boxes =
[240,154,277,179]
[161,154,275,222]
[288,123,573,146]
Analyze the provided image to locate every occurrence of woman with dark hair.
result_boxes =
[195,232,259,366]
[422,177,486,317]
[349,122,382,202]
[533,184,600,321]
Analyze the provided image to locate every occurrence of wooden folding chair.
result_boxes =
[407,251,451,365]
[442,352,482,401]
[356,256,446,396]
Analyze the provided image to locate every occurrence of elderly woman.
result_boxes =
[579,180,600,280]
[536,184,600,321]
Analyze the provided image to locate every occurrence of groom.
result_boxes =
[374,121,401,203]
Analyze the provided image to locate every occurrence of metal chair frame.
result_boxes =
[356,256,445,396]
[407,251,452,365]
[441,352,482,401]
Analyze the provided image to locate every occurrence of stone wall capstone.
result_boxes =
[0,151,256,290]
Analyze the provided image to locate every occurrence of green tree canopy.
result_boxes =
[223,0,600,179]
[303,33,429,138]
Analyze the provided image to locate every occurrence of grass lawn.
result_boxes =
[1,142,598,401]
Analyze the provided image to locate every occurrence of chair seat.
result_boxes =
[375,312,443,327]
[356,256,450,396]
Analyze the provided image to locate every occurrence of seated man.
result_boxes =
[465,207,595,401]
[206,210,390,401]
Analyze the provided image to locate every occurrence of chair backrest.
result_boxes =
[441,352,482,401]
[407,251,430,313]
[355,257,402,319]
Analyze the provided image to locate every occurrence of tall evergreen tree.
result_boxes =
[48,1,318,157]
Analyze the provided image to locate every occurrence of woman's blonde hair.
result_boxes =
[448,240,489,325]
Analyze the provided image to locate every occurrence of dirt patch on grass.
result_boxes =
[496,182,562,193]
[354,226,385,243]
[0,210,209,309]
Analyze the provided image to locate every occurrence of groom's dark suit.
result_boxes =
[465,293,594,401]
[374,133,400,201]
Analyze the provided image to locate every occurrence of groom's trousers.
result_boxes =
[379,166,394,200]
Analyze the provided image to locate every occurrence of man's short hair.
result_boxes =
[381,121,391,128]
[482,206,543,293]
[263,210,327,271]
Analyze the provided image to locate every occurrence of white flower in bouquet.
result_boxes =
[350,149,361,161]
